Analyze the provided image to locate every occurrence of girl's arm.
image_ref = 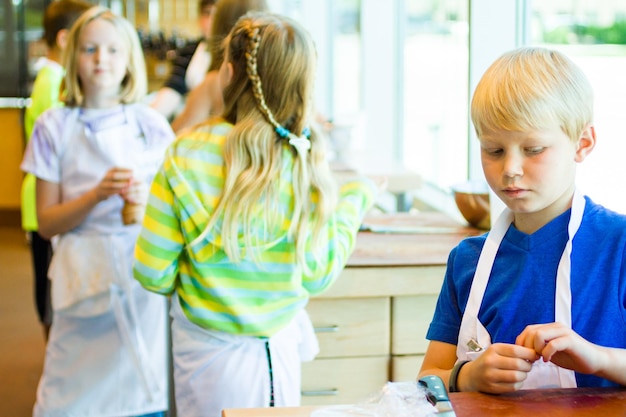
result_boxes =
[36,167,132,239]
[133,160,183,295]
[301,178,379,294]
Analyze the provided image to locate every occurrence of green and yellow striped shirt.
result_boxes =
[133,119,376,337]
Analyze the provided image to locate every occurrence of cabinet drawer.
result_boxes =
[307,297,390,358]
[391,295,438,355]
[301,356,389,406]
[390,355,424,382]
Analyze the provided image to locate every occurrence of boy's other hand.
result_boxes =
[516,322,603,375]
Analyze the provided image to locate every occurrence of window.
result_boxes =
[402,0,469,191]
[274,1,493,215]
[530,0,626,213]
[213,0,626,215]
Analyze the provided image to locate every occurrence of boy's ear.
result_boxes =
[56,28,69,50]
[574,125,596,162]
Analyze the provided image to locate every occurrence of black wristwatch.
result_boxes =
[449,360,470,392]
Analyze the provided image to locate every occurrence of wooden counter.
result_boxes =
[222,387,626,416]
[302,212,480,406]
[319,211,479,299]
[451,387,626,416]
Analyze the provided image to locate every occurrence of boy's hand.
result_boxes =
[515,322,602,375]
[461,343,537,393]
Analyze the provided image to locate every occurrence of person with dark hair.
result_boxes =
[22,0,93,341]
[149,0,216,120]
[170,0,269,133]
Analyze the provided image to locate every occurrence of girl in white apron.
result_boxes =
[134,13,381,417]
[21,7,175,416]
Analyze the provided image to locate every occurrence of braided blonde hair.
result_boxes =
[245,27,282,130]
[211,12,337,271]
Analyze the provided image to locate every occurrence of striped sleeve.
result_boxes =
[133,152,184,295]
[302,178,377,295]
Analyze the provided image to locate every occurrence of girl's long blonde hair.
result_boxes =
[62,6,147,106]
[212,12,337,270]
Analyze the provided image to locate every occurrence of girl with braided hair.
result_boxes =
[133,11,384,416]
[170,0,269,134]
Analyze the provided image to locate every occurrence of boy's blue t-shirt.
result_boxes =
[427,196,626,388]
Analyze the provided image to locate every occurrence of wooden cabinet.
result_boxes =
[307,298,390,358]
[390,294,438,381]
[301,357,389,406]
[0,108,25,210]
[301,298,390,406]
[301,212,479,406]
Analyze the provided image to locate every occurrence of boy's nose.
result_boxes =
[502,153,523,178]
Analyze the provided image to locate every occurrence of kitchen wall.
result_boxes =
[110,0,202,39]
[0,0,203,226]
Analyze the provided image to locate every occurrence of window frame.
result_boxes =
[273,0,533,219]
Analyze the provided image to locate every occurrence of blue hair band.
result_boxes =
[275,125,311,138]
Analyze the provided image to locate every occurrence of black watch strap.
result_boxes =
[449,360,470,392]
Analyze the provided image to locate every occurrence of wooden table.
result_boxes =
[452,387,626,416]
[222,387,626,416]
[300,212,480,405]
[352,212,478,267]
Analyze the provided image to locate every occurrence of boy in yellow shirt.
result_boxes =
[22,0,91,339]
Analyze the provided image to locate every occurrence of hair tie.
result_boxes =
[288,133,311,154]
[275,126,311,154]
[276,125,290,138]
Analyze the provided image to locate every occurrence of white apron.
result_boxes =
[456,190,585,389]
[170,294,319,417]
[35,107,168,417]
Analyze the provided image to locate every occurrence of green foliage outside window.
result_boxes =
[545,20,626,45]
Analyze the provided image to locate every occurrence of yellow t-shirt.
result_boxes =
[21,59,64,231]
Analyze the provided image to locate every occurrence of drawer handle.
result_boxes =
[314,325,339,333]
[301,389,339,396]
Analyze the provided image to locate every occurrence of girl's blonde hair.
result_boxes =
[214,11,337,270]
[471,46,593,142]
[62,6,147,106]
